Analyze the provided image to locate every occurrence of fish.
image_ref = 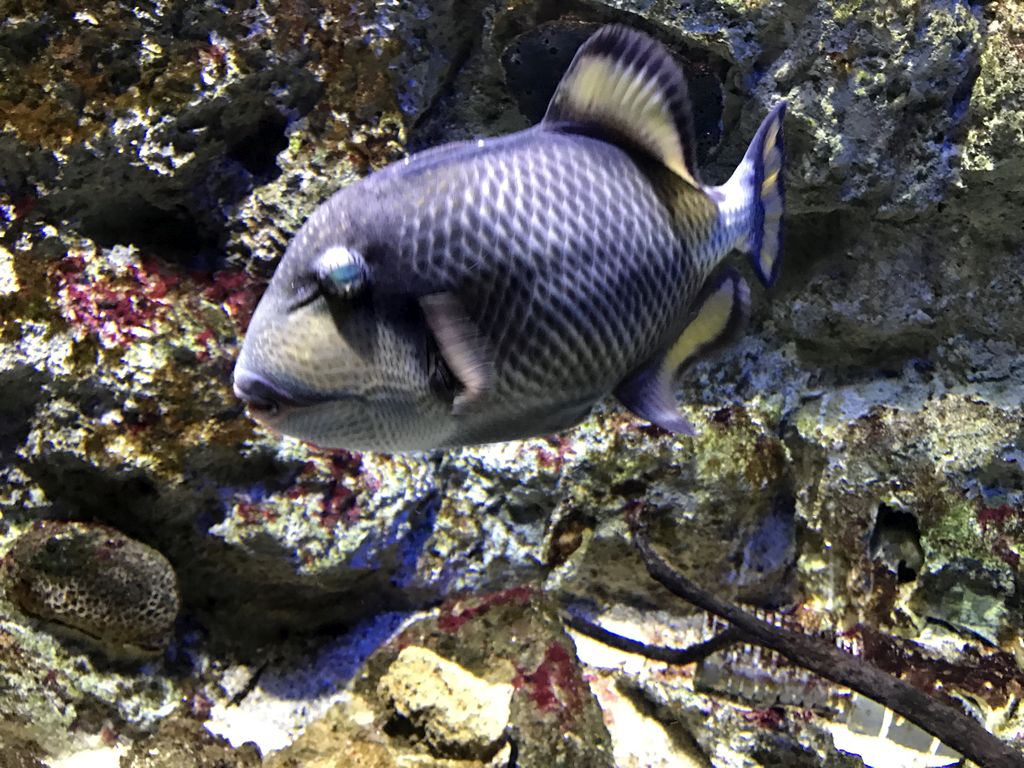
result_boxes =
[233,24,786,453]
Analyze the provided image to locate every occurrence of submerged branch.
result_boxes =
[631,524,1024,768]
[562,609,743,665]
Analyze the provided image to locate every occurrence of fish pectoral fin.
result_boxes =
[542,25,701,187]
[614,268,750,434]
[419,292,494,416]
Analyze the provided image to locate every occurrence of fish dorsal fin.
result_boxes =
[614,268,750,435]
[543,25,701,187]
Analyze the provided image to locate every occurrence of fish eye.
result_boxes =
[315,246,367,297]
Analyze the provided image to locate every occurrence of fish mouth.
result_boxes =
[232,370,333,418]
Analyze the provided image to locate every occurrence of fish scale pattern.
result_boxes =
[392,129,718,414]
[238,126,733,451]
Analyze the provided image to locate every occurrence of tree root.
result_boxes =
[600,515,1024,768]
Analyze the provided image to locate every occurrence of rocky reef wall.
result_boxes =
[0,0,1022,765]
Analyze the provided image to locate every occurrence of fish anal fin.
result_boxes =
[542,25,701,187]
[614,268,750,435]
[614,364,697,436]
[419,292,494,415]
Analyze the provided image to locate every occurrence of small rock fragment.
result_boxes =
[2,521,179,657]
[263,699,397,768]
[378,645,514,760]
[119,717,262,768]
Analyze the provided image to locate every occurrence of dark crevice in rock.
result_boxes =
[869,504,923,584]
[796,337,942,382]
[736,492,799,607]
[227,115,290,181]
[499,20,601,123]
[78,198,208,260]
[0,132,59,199]
[610,478,648,498]
[382,710,422,741]
[0,366,46,462]
[778,209,854,289]
[495,14,727,164]
[38,66,321,266]
[26,455,159,526]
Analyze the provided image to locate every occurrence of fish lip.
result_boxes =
[232,370,332,415]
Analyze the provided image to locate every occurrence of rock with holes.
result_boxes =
[267,588,614,768]
[2,0,1024,764]
[2,521,179,657]
[378,645,514,760]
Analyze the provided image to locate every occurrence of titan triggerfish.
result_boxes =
[233,24,786,452]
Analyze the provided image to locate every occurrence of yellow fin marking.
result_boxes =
[662,282,736,379]
[561,56,696,186]
[545,28,702,188]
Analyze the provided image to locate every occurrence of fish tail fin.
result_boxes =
[720,102,786,287]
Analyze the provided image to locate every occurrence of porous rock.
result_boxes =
[266,589,614,768]
[2,521,179,656]
[2,0,1024,764]
[378,645,514,759]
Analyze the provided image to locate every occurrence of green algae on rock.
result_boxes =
[2,521,179,657]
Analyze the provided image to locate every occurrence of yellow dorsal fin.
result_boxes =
[543,25,701,187]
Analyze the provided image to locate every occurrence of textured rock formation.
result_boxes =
[263,589,615,768]
[378,646,514,760]
[2,521,179,656]
[120,718,262,768]
[0,0,1022,764]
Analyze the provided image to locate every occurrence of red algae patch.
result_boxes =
[437,586,535,633]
